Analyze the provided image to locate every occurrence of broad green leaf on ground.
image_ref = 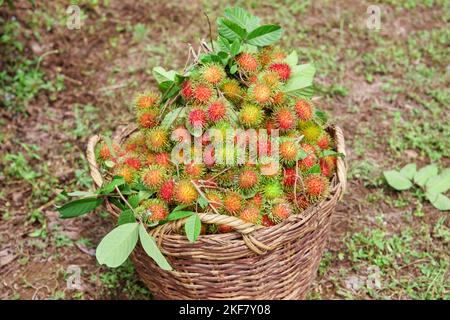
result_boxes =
[284,50,298,67]
[283,64,316,95]
[98,176,125,195]
[425,170,450,194]
[399,163,417,180]
[96,222,139,268]
[152,67,177,84]
[185,213,201,243]
[117,209,136,225]
[383,170,413,191]
[246,25,282,46]
[426,191,450,211]
[58,197,103,218]
[161,107,185,129]
[138,224,172,271]
[224,6,260,32]
[167,210,195,221]
[217,18,247,41]
[414,164,438,187]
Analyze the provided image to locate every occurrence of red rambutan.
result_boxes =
[222,191,243,215]
[274,107,296,131]
[207,100,227,122]
[159,179,175,203]
[304,174,329,198]
[188,108,207,129]
[123,156,141,170]
[268,63,291,81]
[236,52,258,73]
[181,80,193,100]
[294,99,313,121]
[142,166,166,190]
[239,206,260,224]
[137,108,159,129]
[193,84,213,104]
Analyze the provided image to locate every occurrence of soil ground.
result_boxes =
[0,0,448,299]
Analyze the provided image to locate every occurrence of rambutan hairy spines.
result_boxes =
[274,107,296,131]
[116,165,137,184]
[317,133,332,150]
[181,80,194,100]
[158,179,175,203]
[147,127,169,152]
[249,82,272,105]
[268,62,291,82]
[142,165,166,190]
[135,91,160,110]
[183,162,205,179]
[294,99,314,121]
[279,138,300,164]
[205,191,222,210]
[262,179,284,200]
[239,206,261,225]
[188,107,207,129]
[123,156,142,170]
[222,191,243,215]
[98,142,112,161]
[174,180,198,205]
[236,52,259,73]
[268,200,292,223]
[140,199,168,222]
[200,63,225,85]
[192,83,214,104]
[237,167,260,191]
[239,103,264,128]
[283,167,297,187]
[221,79,242,103]
[207,99,228,123]
[137,108,159,129]
[298,143,317,171]
[304,174,329,199]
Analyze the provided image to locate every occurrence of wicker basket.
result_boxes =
[86,124,347,300]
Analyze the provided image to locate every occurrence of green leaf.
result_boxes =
[383,170,413,191]
[298,148,308,160]
[414,164,438,187]
[198,196,209,209]
[426,170,450,194]
[185,214,201,243]
[284,50,298,67]
[426,192,450,211]
[246,24,282,46]
[152,66,177,84]
[218,36,231,53]
[58,197,103,219]
[230,39,241,57]
[321,150,345,158]
[224,6,260,32]
[96,222,139,268]
[283,64,316,95]
[172,204,190,212]
[161,107,185,129]
[230,64,238,74]
[399,163,417,180]
[98,176,125,195]
[315,109,328,124]
[127,194,140,208]
[138,224,172,270]
[66,191,97,197]
[307,163,321,174]
[218,18,247,41]
[167,211,195,221]
[117,209,136,225]
[104,160,115,168]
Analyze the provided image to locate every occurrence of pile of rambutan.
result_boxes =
[93,7,340,237]
[89,8,338,240]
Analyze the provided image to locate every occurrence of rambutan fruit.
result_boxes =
[237,167,260,191]
[262,179,283,200]
[261,214,276,227]
[317,133,332,150]
[239,206,261,224]
[279,139,300,164]
[188,107,207,129]
[259,156,280,177]
[258,46,274,67]
[274,107,296,131]
[222,191,243,215]
[298,143,317,171]
[201,63,225,85]
[239,103,264,128]
[99,143,111,161]
[137,108,159,129]
[154,152,171,168]
[272,47,287,60]
[147,127,169,152]
[302,122,323,143]
[181,80,194,100]
[158,179,175,203]
[271,91,285,106]
[249,83,272,105]
[205,191,222,210]
[135,91,160,110]
[248,193,264,208]
[304,174,329,198]
[294,99,314,121]
[221,79,242,103]
[207,99,227,122]
[268,63,291,82]
[248,75,258,84]
[142,165,166,190]
[268,200,292,223]
[214,166,237,188]
[193,83,214,104]
[287,192,310,211]
[218,224,233,233]
[116,165,136,184]
[174,180,198,205]
[141,199,168,222]
[319,156,336,178]
[183,162,205,178]
[236,52,259,73]
[283,167,297,187]
[123,156,141,170]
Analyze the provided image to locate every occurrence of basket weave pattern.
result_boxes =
[87,125,347,300]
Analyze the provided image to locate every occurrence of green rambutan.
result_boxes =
[239,206,261,224]
[294,99,314,121]
[262,179,284,200]
[274,107,296,131]
[304,174,329,198]
[239,103,264,128]
[137,108,159,129]
[200,63,225,85]
[174,180,198,205]
[268,62,291,82]
[221,79,242,103]
[207,99,227,122]
[142,165,166,190]
[236,52,259,73]
[147,127,169,152]
[222,191,243,215]
[301,121,323,143]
